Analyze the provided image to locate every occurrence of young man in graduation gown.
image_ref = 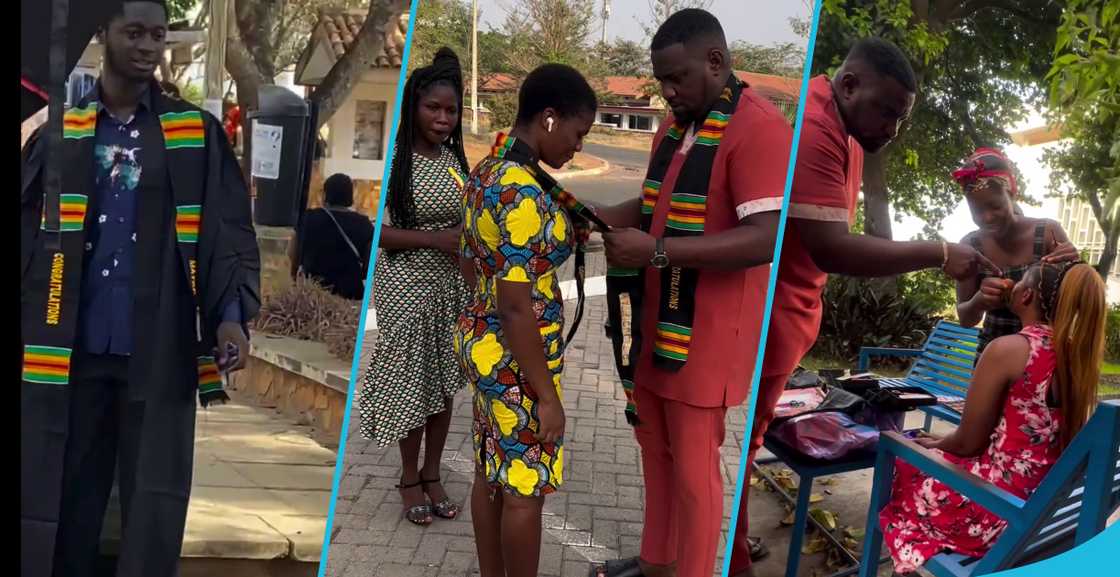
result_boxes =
[20,2,260,576]
[593,9,791,577]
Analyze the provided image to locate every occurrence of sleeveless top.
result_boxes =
[969,222,1045,357]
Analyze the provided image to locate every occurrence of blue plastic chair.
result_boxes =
[858,400,1120,577]
[858,320,980,430]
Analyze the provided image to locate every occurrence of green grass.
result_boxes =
[1102,361,1120,375]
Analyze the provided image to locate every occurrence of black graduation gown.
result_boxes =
[20,81,261,577]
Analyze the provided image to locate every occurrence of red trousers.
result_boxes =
[728,373,789,574]
[634,385,728,577]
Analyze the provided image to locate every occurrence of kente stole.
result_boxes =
[606,75,743,424]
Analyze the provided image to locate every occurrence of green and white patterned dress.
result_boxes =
[359,146,471,446]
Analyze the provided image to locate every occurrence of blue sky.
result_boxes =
[475,0,811,47]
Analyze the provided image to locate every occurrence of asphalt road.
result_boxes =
[567,142,649,206]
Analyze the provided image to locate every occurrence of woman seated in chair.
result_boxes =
[879,261,1106,575]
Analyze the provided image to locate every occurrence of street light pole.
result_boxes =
[471,0,479,135]
[204,0,228,121]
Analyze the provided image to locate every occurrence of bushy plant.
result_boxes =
[252,274,361,362]
[811,275,942,365]
[897,268,958,315]
[486,92,519,133]
[1106,303,1120,362]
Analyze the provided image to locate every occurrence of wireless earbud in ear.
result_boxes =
[546,117,554,133]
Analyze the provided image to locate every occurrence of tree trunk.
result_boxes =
[226,30,270,179]
[309,0,405,129]
[862,149,894,239]
[1098,225,1118,285]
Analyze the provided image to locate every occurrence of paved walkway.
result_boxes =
[102,397,338,567]
[325,295,754,577]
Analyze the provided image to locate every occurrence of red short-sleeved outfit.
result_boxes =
[729,75,866,574]
[764,74,864,377]
[634,86,791,577]
[635,86,791,408]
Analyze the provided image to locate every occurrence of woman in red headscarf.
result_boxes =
[952,148,1079,357]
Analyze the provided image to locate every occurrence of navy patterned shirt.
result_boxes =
[80,87,240,356]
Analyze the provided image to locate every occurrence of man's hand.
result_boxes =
[432,226,463,255]
[1041,241,1079,264]
[216,321,249,372]
[944,243,1001,280]
[603,227,656,268]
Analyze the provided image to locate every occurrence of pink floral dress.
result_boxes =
[879,324,1061,573]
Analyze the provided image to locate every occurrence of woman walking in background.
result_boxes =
[455,64,597,577]
[358,48,471,526]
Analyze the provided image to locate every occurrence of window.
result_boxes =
[1079,229,1088,244]
[629,115,653,131]
[353,100,387,161]
[600,113,623,128]
[65,71,96,107]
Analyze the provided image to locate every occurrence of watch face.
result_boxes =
[651,254,669,268]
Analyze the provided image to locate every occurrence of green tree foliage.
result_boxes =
[638,0,714,40]
[1044,0,1120,280]
[502,0,596,75]
[730,40,806,77]
[813,0,1061,240]
[165,0,200,22]
[592,38,651,77]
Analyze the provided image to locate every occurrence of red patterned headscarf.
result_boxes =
[952,147,1018,196]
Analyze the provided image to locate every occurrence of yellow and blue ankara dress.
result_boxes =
[454,135,574,497]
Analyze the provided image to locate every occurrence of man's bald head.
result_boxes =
[831,38,917,153]
[650,9,731,123]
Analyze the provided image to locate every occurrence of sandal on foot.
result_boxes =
[748,536,770,562]
[420,477,460,519]
[589,557,644,577]
[395,480,432,526]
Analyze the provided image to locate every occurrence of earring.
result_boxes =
[547,117,554,133]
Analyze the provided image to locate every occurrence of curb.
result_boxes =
[553,158,611,181]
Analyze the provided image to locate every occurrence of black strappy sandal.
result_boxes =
[747,536,770,562]
[589,557,645,577]
[420,477,460,519]
[395,479,432,526]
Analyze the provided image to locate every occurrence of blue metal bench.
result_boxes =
[858,400,1120,577]
[858,320,980,429]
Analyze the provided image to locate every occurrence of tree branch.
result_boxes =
[309,0,405,129]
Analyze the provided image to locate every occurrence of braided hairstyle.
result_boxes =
[386,47,469,231]
[1030,261,1106,448]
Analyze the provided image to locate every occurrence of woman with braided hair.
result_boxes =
[358,47,471,525]
[879,260,1106,575]
[952,147,1079,357]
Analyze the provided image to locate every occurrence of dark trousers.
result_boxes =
[52,351,196,577]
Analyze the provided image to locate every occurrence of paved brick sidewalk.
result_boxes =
[323,295,750,577]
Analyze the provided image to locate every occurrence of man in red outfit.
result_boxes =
[728,37,998,577]
[594,9,792,577]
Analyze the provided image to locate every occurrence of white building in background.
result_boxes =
[1006,120,1120,302]
[294,8,409,183]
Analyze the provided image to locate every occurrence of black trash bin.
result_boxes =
[249,85,311,227]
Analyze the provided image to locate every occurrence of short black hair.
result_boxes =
[515,64,598,126]
[650,8,727,52]
[106,0,168,27]
[846,37,917,93]
[324,173,354,207]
